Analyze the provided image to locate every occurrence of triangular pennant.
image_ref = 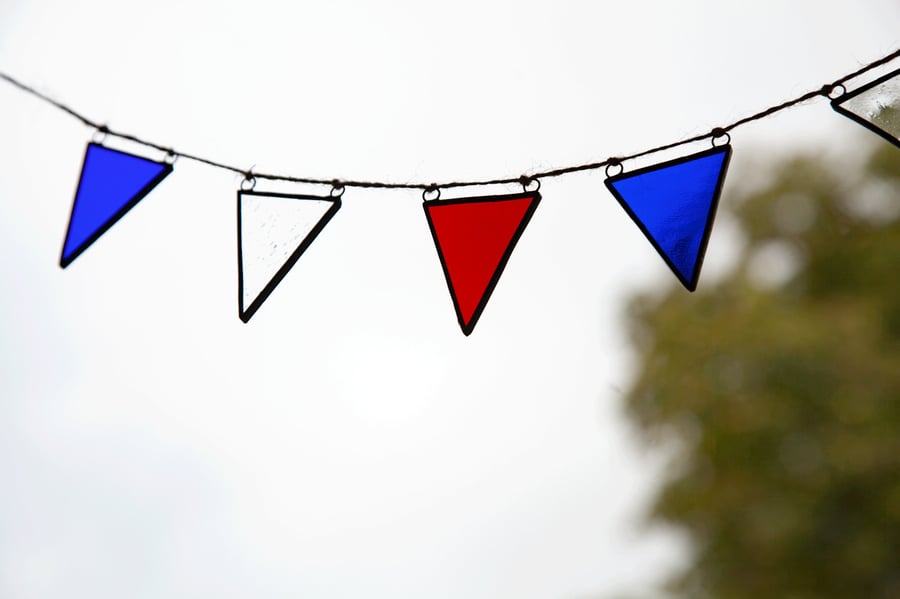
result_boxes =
[832,66,900,149]
[60,143,172,267]
[237,190,341,323]
[605,145,731,291]
[423,191,540,335]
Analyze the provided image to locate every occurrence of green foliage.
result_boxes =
[624,144,900,599]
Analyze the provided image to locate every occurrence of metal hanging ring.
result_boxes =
[241,174,256,191]
[711,128,731,147]
[826,83,847,100]
[330,180,345,198]
[91,125,109,144]
[164,149,177,165]
[422,185,441,202]
[605,160,623,178]
[519,176,541,193]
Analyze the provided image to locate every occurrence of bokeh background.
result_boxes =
[1,2,898,598]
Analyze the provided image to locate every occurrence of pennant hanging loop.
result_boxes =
[163,148,177,165]
[91,124,108,145]
[710,127,731,147]
[605,159,623,178]
[423,184,441,202]
[241,172,256,191]
[822,82,846,100]
[519,175,540,193]
[330,180,345,198]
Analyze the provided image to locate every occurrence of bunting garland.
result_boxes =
[1,47,899,335]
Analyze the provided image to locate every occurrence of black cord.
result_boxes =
[2,47,898,192]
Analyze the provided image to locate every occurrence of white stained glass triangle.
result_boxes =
[239,192,339,321]
[835,69,900,145]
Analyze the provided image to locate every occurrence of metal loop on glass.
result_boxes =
[711,128,731,147]
[91,125,109,144]
[826,83,847,100]
[422,185,441,202]
[519,176,540,193]
[605,160,623,178]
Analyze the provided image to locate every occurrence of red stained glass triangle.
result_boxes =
[424,192,541,335]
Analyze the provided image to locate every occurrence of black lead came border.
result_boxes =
[831,65,900,149]
[423,191,541,336]
[59,142,174,268]
[604,144,732,292]
[237,190,342,323]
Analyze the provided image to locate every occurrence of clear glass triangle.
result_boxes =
[833,68,900,147]
[239,192,339,321]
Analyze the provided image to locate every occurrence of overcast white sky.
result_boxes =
[1,2,898,598]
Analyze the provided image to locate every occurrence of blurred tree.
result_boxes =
[623,142,900,599]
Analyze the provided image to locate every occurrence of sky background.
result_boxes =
[1,2,898,598]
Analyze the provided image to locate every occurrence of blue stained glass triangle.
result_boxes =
[605,146,731,291]
[60,143,172,267]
